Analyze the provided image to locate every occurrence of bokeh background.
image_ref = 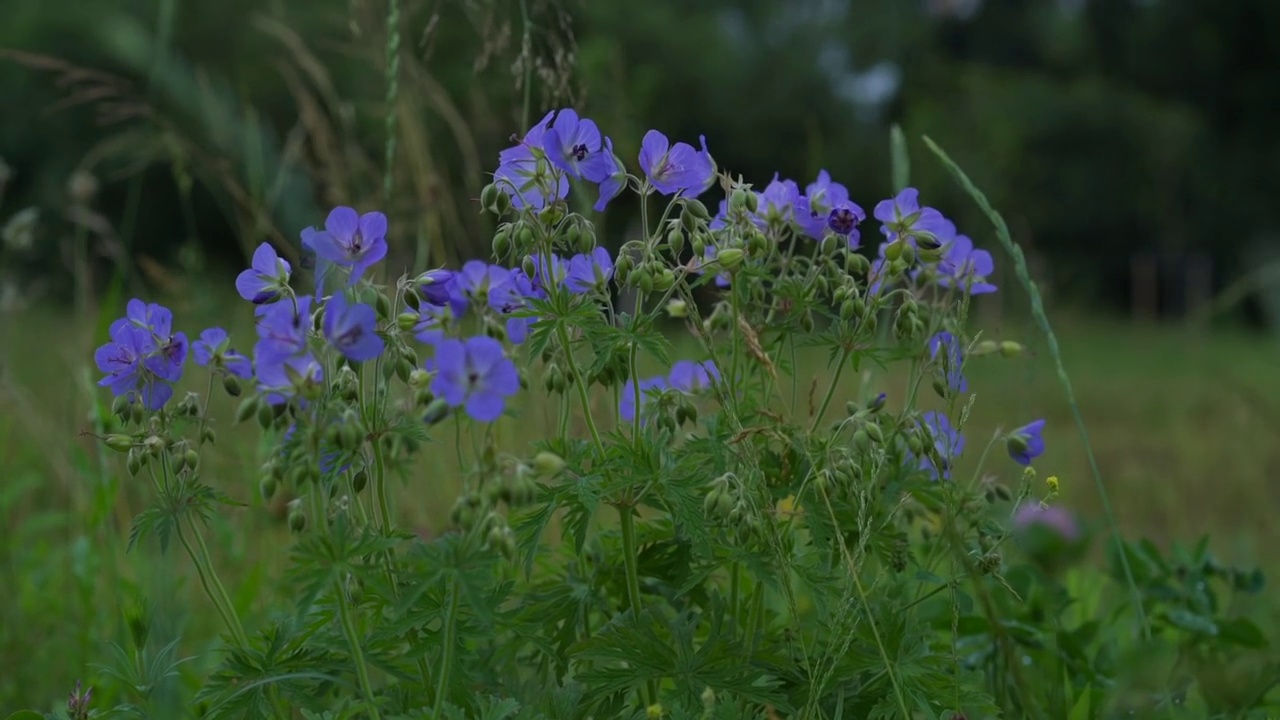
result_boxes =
[3,0,1280,711]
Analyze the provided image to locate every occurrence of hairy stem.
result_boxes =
[336,578,382,720]
[809,346,850,432]
[176,515,249,648]
[432,581,462,717]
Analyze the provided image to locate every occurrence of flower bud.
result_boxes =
[232,397,258,425]
[126,449,143,477]
[746,230,768,257]
[665,299,688,318]
[680,209,699,235]
[900,242,917,267]
[111,394,132,421]
[517,225,536,250]
[402,286,422,311]
[666,226,686,256]
[845,252,871,277]
[531,451,566,477]
[288,509,307,533]
[492,228,512,259]
[104,434,133,453]
[972,339,1000,356]
[864,423,884,444]
[820,233,841,257]
[480,182,502,215]
[1006,434,1028,457]
[853,429,871,452]
[685,199,711,221]
[646,703,664,719]
[397,312,419,333]
[185,449,200,471]
[744,190,759,214]
[423,397,450,425]
[257,401,275,430]
[839,299,857,322]
[653,268,676,292]
[260,474,278,501]
[800,311,815,333]
[396,356,415,384]
[716,248,744,270]
[1000,341,1025,358]
[573,222,596,254]
[884,240,905,263]
[613,253,634,285]
[369,292,391,321]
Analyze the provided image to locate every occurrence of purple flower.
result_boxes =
[755,175,801,227]
[112,300,188,381]
[543,109,603,180]
[1012,504,1080,542]
[452,260,512,312]
[928,331,967,394]
[1007,419,1046,466]
[529,253,569,295]
[668,360,719,393]
[581,137,628,211]
[323,292,384,362]
[565,247,615,294]
[95,323,174,410]
[826,204,866,247]
[412,303,454,345]
[255,352,323,404]
[192,327,253,379]
[937,235,997,295]
[254,296,313,361]
[873,188,956,247]
[619,376,668,423]
[867,257,892,297]
[429,336,520,422]
[638,130,715,197]
[235,242,291,305]
[415,269,456,306]
[918,411,965,481]
[496,268,538,344]
[300,207,389,286]
[795,171,864,243]
[494,111,569,210]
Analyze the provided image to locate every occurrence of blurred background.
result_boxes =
[3,0,1280,710]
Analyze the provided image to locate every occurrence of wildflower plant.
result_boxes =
[76,111,1276,720]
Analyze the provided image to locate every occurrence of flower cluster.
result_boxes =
[619,360,721,423]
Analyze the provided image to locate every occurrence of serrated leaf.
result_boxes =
[1164,608,1218,636]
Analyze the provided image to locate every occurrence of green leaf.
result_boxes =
[5,711,48,720]
[1216,617,1269,649]
[889,124,910,190]
[1067,684,1091,720]
[1164,608,1218,636]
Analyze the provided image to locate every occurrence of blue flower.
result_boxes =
[755,175,801,228]
[235,242,291,305]
[415,269,456,306]
[300,207,389,286]
[451,260,512,312]
[192,327,253,379]
[411,303,454,345]
[494,111,569,210]
[323,291,384,362]
[97,299,188,409]
[254,296,312,361]
[639,130,715,197]
[581,137,627,211]
[928,331,967,394]
[873,188,956,248]
[918,411,965,481]
[429,336,520,422]
[619,376,668,424]
[667,360,719,393]
[1007,419,1046,466]
[795,170,864,243]
[255,352,323,404]
[937,235,997,295]
[565,247,614,294]
[543,109,603,180]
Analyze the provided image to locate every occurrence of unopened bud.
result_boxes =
[126,449,143,476]
[531,451,566,477]
[1000,340,1024,358]
[352,470,369,493]
[235,397,259,425]
[423,397,450,425]
[665,299,688,318]
[104,434,133,453]
[288,509,306,533]
[715,248,744,270]
[184,449,199,471]
[260,474,278,501]
[397,312,419,332]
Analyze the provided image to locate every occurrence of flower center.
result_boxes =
[572,143,589,161]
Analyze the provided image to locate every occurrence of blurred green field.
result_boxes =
[2,295,1279,709]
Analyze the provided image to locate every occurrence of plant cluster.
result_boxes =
[33,110,1275,720]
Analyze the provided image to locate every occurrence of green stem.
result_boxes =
[432,581,461,718]
[336,578,382,720]
[372,437,393,531]
[617,503,654,708]
[556,324,604,452]
[728,561,741,635]
[176,515,249,648]
[809,346,851,432]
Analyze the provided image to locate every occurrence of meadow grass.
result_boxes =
[2,294,1278,709]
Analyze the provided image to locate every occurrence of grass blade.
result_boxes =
[922,135,1151,640]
